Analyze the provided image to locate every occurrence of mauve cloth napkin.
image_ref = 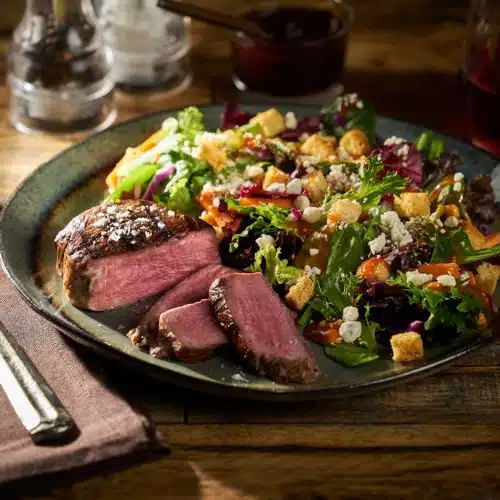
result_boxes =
[0,270,167,484]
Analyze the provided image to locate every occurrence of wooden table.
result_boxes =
[2,3,500,498]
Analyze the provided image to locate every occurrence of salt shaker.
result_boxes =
[7,0,116,135]
[100,0,191,92]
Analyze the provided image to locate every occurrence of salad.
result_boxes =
[105,94,500,367]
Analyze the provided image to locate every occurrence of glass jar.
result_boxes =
[231,0,353,98]
[7,0,116,135]
[100,0,191,92]
[463,0,500,157]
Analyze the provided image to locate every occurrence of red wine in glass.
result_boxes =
[465,40,500,157]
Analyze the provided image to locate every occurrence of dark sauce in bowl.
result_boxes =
[232,6,352,96]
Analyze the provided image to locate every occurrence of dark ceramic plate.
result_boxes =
[0,105,497,401]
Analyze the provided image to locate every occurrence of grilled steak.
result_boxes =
[55,200,220,311]
[155,299,228,362]
[127,264,234,349]
[209,272,320,384]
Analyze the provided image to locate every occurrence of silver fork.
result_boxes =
[0,320,75,444]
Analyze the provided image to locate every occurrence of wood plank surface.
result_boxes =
[1,1,500,498]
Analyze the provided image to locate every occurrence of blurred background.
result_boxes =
[0,0,493,151]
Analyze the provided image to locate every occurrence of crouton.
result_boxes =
[476,262,500,295]
[262,166,290,190]
[286,274,315,311]
[301,170,328,203]
[249,108,285,137]
[199,140,227,173]
[394,192,431,218]
[328,199,362,224]
[338,129,371,158]
[300,135,337,161]
[390,332,424,362]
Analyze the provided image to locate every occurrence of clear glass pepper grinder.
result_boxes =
[7,0,116,135]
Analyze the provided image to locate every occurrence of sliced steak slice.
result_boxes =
[155,299,228,362]
[209,272,320,384]
[55,200,220,311]
[127,264,234,349]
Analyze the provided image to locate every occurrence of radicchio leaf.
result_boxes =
[220,103,254,130]
[372,142,423,187]
[280,116,322,141]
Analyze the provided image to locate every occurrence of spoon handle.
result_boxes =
[156,0,269,39]
[0,320,75,444]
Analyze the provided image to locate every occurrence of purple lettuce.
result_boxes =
[372,142,423,187]
[280,116,322,141]
[220,103,253,130]
[220,103,321,140]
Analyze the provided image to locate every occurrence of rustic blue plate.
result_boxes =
[0,105,497,401]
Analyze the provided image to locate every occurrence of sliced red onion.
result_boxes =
[408,320,424,333]
[291,207,302,220]
[142,165,175,201]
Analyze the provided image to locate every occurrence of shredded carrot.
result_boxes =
[238,197,293,209]
[418,263,460,278]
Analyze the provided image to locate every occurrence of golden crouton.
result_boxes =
[301,170,328,203]
[328,199,362,224]
[475,262,500,295]
[300,135,337,161]
[199,140,227,173]
[390,332,424,362]
[338,129,371,158]
[286,274,315,311]
[249,108,285,137]
[394,192,431,218]
[262,166,290,190]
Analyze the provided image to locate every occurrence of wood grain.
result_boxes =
[2,3,500,498]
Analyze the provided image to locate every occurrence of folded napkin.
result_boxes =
[0,270,167,484]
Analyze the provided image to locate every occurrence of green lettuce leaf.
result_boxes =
[227,197,292,252]
[346,155,407,210]
[154,152,213,215]
[227,197,289,227]
[299,225,365,326]
[105,163,159,202]
[390,272,487,332]
[177,107,204,141]
[247,245,301,285]
[432,230,500,265]
[325,343,379,367]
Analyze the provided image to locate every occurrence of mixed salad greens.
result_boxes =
[105,94,500,367]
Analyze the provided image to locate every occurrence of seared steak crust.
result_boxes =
[55,199,209,274]
[55,200,217,309]
[209,273,320,384]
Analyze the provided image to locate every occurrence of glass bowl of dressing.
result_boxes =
[231,0,354,97]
